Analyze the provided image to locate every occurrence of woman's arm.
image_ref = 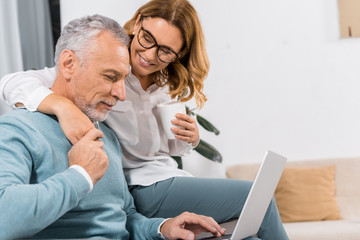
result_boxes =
[0,67,56,110]
[41,93,95,144]
[0,67,94,144]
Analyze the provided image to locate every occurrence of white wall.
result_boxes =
[60,0,360,171]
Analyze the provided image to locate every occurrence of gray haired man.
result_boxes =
[0,14,224,240]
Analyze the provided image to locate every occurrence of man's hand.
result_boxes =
[160,212,226,240]
[68,128,109,184]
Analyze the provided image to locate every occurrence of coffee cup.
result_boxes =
[157,101,186,139]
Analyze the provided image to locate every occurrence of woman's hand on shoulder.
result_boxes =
[39,93,94,144]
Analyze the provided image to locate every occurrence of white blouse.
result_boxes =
[0,67,193,186]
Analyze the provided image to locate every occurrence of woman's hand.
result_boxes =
[38,93,94,144]
[56,102,95,144]
[171,113,199,147]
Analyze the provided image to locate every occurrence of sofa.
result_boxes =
[221,157,360,240]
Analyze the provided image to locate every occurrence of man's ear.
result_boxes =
[59,50,78,79]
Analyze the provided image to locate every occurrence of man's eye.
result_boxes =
[105,75,116,81]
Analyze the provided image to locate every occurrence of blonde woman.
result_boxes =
[0,1,288,239]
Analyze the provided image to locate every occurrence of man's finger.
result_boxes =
[81,128,104,141]
[197,217,224,237]
[68,135,79,145]
[172,228,195,240]
[181,214,223,237]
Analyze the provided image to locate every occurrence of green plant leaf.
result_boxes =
[184,105,222,165]
[171,156,183,169]
[196,114,220,135]
[194,139,222,163]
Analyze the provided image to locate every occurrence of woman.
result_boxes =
[0,0,288,239]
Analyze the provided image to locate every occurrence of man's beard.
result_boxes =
[73,96,115,122]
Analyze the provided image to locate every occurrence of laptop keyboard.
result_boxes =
[198,234,232,240]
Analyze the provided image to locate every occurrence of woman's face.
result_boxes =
[130,16,183,81]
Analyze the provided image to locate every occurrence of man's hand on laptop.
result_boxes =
[160,212,226,240]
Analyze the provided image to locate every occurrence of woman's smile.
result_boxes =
[138,53,154,67]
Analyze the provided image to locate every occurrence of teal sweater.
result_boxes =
[0,109,164,239]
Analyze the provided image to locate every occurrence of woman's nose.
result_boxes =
[143,47,158,62]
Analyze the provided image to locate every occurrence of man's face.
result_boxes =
[70,31,130,122]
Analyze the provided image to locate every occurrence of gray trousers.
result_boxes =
[129,177,289,240]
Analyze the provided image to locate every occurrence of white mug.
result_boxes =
[157,101,186,139]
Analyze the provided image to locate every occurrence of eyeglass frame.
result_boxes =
[136,20,181,63]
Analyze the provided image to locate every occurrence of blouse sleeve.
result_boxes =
[0,67,56,111]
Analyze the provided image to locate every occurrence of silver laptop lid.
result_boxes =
[230,150,287,240]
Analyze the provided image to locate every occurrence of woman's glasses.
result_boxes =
[137,22,180,63]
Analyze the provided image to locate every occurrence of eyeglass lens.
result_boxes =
[138,28,178,63]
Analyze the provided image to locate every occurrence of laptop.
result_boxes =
[199,150,287,240]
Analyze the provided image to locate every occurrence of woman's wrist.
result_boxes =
[38,93,74,116]
[192,137,200,148]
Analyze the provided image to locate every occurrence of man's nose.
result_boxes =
[111,80,126,101]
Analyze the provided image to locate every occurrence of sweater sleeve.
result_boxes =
[0,120,90,239]
[122,178,164,239]
[0,67,56,110]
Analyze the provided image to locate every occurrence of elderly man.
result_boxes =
[0,14,224,240]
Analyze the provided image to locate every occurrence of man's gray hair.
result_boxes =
[54,14,129,68]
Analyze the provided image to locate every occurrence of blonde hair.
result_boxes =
[124,0,209,109]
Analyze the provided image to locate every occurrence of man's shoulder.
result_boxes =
[1,108,48,120]
[0,109,57,129]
